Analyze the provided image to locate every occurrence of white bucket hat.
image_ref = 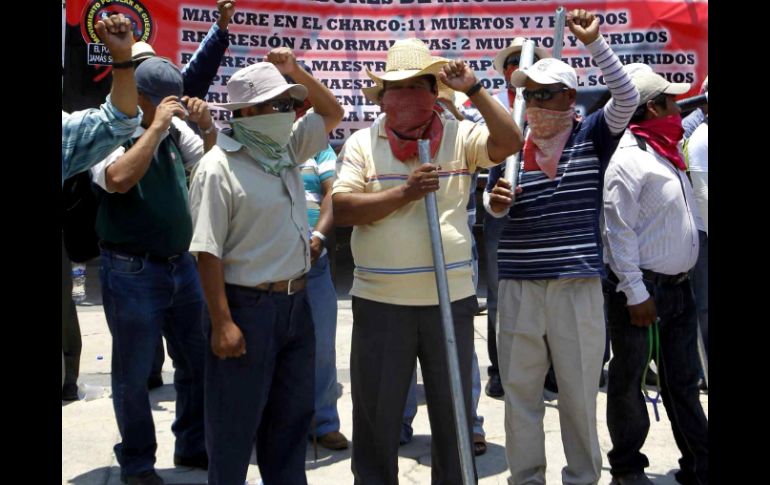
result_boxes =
[212,62,308,111]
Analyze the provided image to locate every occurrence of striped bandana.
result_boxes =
[231,112,296,175]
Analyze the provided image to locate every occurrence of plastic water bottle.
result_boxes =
[71,264,86,304]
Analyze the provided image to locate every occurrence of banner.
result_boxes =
[64,0,708,145]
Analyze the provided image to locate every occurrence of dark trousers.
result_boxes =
[204,285,315,485]
[605,272,708,485]
[483,211,505,377]
[62,236,81,387]
[351,295,478,485]
[100,249,206,476]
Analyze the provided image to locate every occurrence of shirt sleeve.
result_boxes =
[314,144,337,182]
[587,37,639,136]
[180,23,229,100]
[172,118,205,170]
[61,95,142,183]
[332,132,367,195]
[602,150,649,305]
[89,146,127,193]
[188,153,232,258]
[460,120,495,171]
[289,112,329,165]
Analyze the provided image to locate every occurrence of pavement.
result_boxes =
[62,255,708,485]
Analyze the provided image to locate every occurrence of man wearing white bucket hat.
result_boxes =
[188,48,343,485]
[334,38,522,483]
[486,9,640,485]
[602,67,708,485]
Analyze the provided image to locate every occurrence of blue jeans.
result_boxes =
[204,284,315,485]
[605,272,708,484]
[306,254,340,436]
[99,249,206,477]
[483,210,506,376]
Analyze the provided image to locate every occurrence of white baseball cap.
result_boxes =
[510,58,577,89]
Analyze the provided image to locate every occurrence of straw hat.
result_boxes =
[492,37,551,76]
[363,53,449,105]
[366,39,448,84]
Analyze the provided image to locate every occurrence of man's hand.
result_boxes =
[489,178,522,213]
[216,0,236,30]
[95,14,134,63]
[211,320,247,359]
[402,164,441,201]
[182,96,213,130]
[627,297,657,328]
[567,9,600,46]
[267,48,299,77]
[150,96,187,132]
[310,236,323,263]
[439,61,478,94]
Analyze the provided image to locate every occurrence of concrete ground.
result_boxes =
[62,253,708,484]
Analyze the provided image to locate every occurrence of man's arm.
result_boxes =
[439,62,523,163]
[603,155,656,327]
[197,253,247,359]
[182,96,217,153]
[97,14,138,118]
[105,96,186,193]
[268,48,344,133]
[62,14,142,181]
[568,10,639,136]
[181,1,235,99]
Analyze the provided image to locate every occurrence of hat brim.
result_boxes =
[362,84,383,106]
[493,43,551,76]
[366,58,447,85]
[509,66,569,89]
[212,83,308,111]
[663,83,691,96]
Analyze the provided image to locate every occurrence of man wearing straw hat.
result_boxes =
[602,66,708,485]
[486,10,639,485]
[188,47,343,485]
[334,38,523,483]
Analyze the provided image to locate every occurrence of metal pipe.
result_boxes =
[677,94,708,113]
[504,40,535,188]
[418,139,475,485]
[552,6,567,59]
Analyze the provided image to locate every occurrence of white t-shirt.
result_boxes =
[687,122,708,173]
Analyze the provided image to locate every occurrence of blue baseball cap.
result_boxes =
[134,57,183,106]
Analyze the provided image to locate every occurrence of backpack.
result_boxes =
[61,124,183,262]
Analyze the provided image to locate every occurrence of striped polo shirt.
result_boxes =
[492,111,621,280]
[333,114,496,306]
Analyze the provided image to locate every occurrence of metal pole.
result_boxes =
[418,139,475,485]
[503,40,535,190]
[552,6,567,60]
[676,94,708,113]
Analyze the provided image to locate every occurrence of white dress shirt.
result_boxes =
[602,130,700,305]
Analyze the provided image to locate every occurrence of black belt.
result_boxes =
[100,242,183,263]
[641,268,688,286]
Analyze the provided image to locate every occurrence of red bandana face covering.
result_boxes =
[382,88,444,162]
[629,114,686,170]
[522,107,576,179]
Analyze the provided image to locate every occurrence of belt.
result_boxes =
[100,242,183,263]
[255,276,306,295]
[641,269,688,286]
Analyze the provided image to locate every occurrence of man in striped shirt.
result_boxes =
[485,10,639,485]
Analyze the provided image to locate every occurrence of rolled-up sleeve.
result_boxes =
[189,154,231,258]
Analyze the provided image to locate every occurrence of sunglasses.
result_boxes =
[258,98,295,113]
[522,87,569,102]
